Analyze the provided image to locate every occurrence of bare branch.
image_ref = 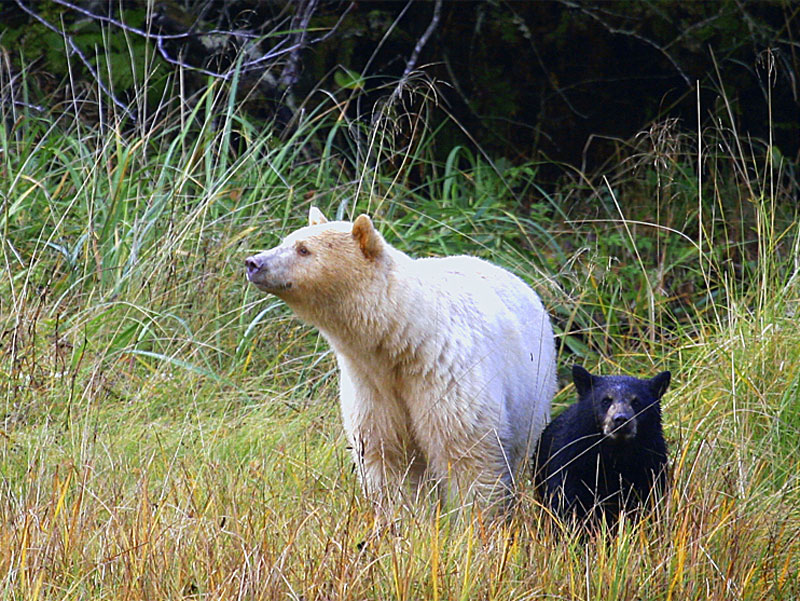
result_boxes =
[508,5,588,120]
[402,0,442,80]
[14,0,136,122]
[559,0,692,87]
[1,54,46,114]
[280,0,318,89]
[308,2,355,46]
[46,0,350,84]
[51,0,259,41]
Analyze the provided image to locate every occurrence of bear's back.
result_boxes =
[410,255,547,317]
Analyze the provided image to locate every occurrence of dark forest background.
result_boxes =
[3,0,798,178]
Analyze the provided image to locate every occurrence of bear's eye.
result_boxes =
[296,244,311,257]
[601,396,613,407]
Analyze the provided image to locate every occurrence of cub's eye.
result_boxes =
[601,396,613,407]
[296,244,311,256]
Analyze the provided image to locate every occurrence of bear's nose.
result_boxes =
[245,256,262,278]
[612,413,632,428]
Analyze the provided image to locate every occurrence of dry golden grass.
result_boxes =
[1,304,798,600]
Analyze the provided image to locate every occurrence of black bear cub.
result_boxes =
[534,365,671,526]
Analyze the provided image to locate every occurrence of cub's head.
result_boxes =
[572,365,671,442]
[244,207,386,308]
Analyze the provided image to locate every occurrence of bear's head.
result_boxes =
[572,365,671,442]
[244,207,386,310]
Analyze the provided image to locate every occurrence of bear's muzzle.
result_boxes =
[245,252,293,293]
[602,401,637,441]
[245,255,266,280]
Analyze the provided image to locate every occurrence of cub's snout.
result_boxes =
[602,400,637,440]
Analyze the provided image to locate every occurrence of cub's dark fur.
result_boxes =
[534,365,671,525]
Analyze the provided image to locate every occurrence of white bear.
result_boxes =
[245,207,556,508]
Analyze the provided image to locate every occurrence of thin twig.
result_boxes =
[0,57,46,113]
[280,0,318,89]
[47,0,352,82]
[559,0,691,87]
[14,0,136,122]
[402,0,442,80]
[509,5,588,120]
[51,0,259,40]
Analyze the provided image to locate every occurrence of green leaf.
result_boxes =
[334,67,364,90]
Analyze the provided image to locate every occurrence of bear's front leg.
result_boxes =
[416,417,516,510]
[450,436,516,510]
[339,369,427,510]
[348,432,428,509]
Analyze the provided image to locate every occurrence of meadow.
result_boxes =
[1,63,799,600]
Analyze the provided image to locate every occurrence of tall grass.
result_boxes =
[1,40,799,600]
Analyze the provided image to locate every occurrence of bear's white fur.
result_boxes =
[245,208,556,507]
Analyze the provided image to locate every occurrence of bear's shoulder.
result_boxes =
[406,255,536,302]
[412,254,517,278]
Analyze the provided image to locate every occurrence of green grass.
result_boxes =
[1,53,799,600]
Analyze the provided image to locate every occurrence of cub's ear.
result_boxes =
[308,206,328,226]
[352,214,383,259]
[572,365,594,397]
[649,371,671,399]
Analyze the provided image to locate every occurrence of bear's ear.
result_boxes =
[572,365,594,396]
[352,214,382,259]
[308,206,328,226]
[649,371,671,399]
